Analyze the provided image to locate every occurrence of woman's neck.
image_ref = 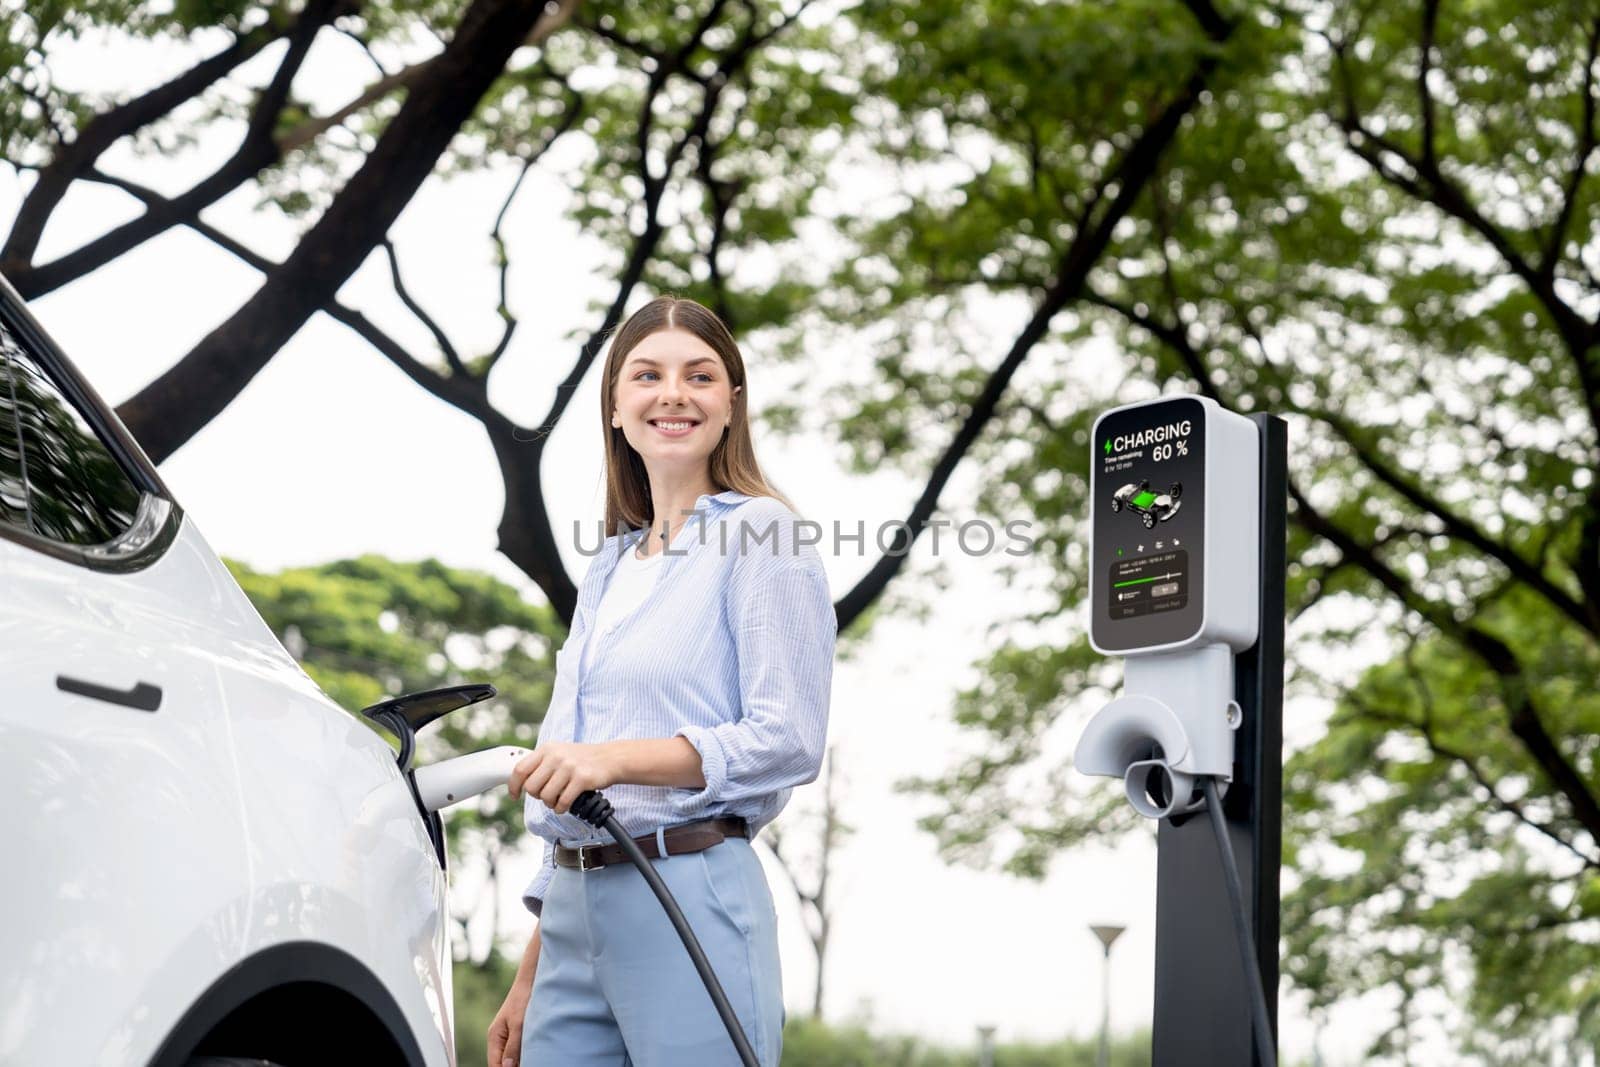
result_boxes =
[641,469,717,555]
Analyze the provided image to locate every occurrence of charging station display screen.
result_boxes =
[1091,397,1206,651]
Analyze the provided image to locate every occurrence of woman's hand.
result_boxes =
[509,742,618,814]
[488,926,541,1067]
[486,977,532,1067]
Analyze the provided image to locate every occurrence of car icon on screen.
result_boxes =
[1111,481,1183,528]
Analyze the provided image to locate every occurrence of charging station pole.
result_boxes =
[1150,414,1286,1066]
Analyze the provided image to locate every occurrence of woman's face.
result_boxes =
[612,328,740,478]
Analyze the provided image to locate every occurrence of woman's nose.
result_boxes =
[660,375,686,403]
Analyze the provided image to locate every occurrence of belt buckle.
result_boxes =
[578,845,602,872]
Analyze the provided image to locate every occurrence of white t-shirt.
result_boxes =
[580,542,664,674]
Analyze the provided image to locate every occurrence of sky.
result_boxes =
[0,20,1467,1065]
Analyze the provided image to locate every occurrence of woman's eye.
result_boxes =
[690,373,714,382]
[634,371,659,381]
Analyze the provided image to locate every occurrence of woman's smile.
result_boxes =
[648,416,702,437]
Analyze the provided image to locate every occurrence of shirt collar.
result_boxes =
[696,489,751,509]
[594,490,747,574]
[575,489,753,627]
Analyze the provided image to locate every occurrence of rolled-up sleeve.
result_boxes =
[521,838,556,917]
[672,541,836,817]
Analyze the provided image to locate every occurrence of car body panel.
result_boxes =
[213,592,455,1064]
[0,522,249,1066]
[0,509,452,1065]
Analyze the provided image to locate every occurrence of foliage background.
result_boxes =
[7,0,1600,1060]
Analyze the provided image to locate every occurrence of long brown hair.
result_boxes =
[600,296,787,534]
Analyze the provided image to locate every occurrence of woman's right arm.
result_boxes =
[486,924,541,1067]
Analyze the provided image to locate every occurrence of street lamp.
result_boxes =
[976,1024,997,1067]
[1090,924,1126,1067]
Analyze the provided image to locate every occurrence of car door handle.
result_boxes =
[56,675,163,712]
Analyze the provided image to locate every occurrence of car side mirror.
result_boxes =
[361,683,496,772]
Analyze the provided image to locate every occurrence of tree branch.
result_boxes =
[1084,289,1220,398]
[833,11,1233,628]
[694,114,741,325]
[484,160,532,369]
[531,2,784,442]
[276,60,432,156]
[484,75,586,373]
[275,0,577,155]
[1354,693,1595,868]
[1416,0,1440,171]
[1330,28,1600,627]
[1289,560,1351,623]
[14,0,342,299]
[1177,0,1230,41]
[762,743,847,1018]
[763,830,822,919]
[1541,17,1600,281]
[116,0,577,464]
[1331,36,1594,372]
[1310,405,1595,634]
[382,239,470,378]
[1377,628,1594,869]
[83,168,496,421]
[1291,482,1600,844]
[0,17,284,274]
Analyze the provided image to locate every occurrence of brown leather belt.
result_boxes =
[555,816,748,872]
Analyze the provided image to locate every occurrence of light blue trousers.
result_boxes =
[522,836,785,1066]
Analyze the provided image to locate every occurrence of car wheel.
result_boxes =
[1142,513,1155,529]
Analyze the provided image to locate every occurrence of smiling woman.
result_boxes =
[486,296,837,1067]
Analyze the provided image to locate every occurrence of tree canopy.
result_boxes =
[0,0,1228,626]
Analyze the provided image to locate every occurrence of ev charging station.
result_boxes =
[1075,396,1287,1066]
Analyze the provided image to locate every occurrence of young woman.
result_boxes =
[486,296,836,1067]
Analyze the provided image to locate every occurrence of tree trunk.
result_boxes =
[489,419,579,623]
[811,916,830,1019]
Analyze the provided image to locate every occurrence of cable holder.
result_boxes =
[1074,644,1240,818]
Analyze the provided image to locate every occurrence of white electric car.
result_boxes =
[0,274,460,1066]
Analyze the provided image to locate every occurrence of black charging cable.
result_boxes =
[1199,777,1278,1067]
[570,790,761,1067]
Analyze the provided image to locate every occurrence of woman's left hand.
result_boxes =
[508,742,618,814]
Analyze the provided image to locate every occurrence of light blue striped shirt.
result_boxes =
[521,489,836,916]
